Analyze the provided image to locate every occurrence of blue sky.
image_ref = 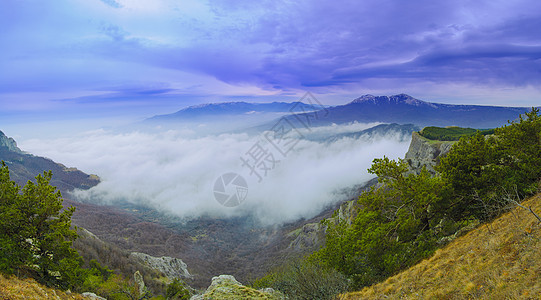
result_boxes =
[1,0,541,136]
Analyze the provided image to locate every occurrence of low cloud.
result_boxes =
[20,123,411,225]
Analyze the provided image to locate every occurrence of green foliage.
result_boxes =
[0,162,83,289]
[314,108,541,290]
[495,108,541,194]
[80,259,114,292]
[252,259,348,300]
[91,273,142,300]
[314,159,446,288]
[436,132,503,220]
[166,278,191,299]
[420,126,494,141]
[437,108,541,220]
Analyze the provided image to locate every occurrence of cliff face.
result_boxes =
[404,132,454,174]
[0,130,23,154]
[130,252,192,280]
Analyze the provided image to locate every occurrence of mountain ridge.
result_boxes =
[144,94,534,133]
[0,130,100,191]
[146,101,316,122]
[349,93,437,108]
[286,94,530,129]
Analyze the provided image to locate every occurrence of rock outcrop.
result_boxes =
[130,252,192,280]
[81,292,107,300]
[404,132,454,174]
[190,275,284,300]
[0,130,23,154]
[287,222,326,251]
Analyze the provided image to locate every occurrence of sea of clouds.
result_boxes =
[20,123,411,225]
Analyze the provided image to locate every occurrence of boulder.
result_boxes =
[191,275,284,300]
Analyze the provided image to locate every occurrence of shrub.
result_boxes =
[253,259,349,300]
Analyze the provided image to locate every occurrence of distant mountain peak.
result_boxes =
[350,94,434,107]
[182,101,250,111]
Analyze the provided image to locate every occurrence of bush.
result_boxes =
[166,278,191,299]
[253,259,349,300]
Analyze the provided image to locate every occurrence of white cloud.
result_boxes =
[19,124,411,225]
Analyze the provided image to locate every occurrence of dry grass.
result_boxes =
[0,274,85,300]
[342,193,541,300]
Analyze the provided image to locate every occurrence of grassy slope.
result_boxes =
[343,193,541,299]
[0,274,85,300]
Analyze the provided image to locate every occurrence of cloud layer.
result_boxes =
[1,0,541,126]
[20,124,411,225]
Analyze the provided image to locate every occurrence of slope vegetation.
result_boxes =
[0,273,85,300]
[343,193,541,299]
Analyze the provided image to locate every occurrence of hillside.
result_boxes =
[0,130,100,191]
[343,192,541,299]
[0,273,86,300]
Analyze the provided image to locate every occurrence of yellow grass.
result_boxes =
[0,274,85,300]
[342,193,541,300]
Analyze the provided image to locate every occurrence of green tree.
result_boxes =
[436,132,503,220]
[313,108,541,291]
[436,108,541,220]
[0,162,83,289]
[166,278,191,299]
[495,108,541,195]
[314,157,446,288]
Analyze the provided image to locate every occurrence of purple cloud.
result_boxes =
[1,0,540,117]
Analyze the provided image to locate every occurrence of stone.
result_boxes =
[130,252,192,280]
[81,292,107,300]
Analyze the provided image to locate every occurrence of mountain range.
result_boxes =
[281,94,531,129]
[142,101,318,134]
[146,101,317,121]
[146,94,532,132]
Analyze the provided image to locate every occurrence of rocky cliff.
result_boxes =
[404,132,454,174]
[130,252,192,280]
[0,130,23,154]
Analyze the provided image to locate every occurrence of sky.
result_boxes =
[1,0,541,136]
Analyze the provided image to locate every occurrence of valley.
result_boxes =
[1,95,539,299]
